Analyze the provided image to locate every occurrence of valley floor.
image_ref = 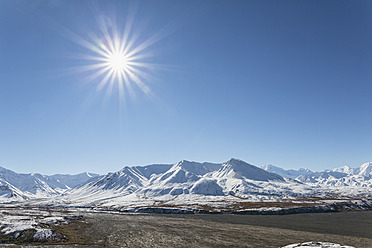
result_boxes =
[1,208,372,247]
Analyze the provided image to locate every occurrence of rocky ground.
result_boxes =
[1,208,371,247]
[79,212,372,248]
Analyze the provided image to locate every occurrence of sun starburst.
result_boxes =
[80,24,154,101]
[63,3,171,103]
[107,50,129,72]
[51,1,174,106]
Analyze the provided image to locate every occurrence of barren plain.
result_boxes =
[1,207,372,247]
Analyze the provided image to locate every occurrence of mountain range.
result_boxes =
[1,159,371,208]
[262,162,372,188]
[0,166,99,201]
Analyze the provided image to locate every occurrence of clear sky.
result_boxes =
[0,0,371,174]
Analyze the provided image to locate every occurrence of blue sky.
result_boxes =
[0,0,371,174]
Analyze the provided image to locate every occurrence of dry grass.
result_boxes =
[51,218,92,245]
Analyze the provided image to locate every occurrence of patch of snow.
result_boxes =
[39,216,65,225]
[282,241,355,248]
[33,228,64,241]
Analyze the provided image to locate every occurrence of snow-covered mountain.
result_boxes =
[71,159,287,199]
[67,161,222,201]
[64,159,316,207]
[2,160,372,208]
[58,159,372,208]
[332,165,355,174]
[0,166,65,198]
[0,179,27,201]
[141,160,221,197]
[261,164,313,179]
[0,166,99,201]
[262,162,372,194]
[49,172,100,188]
[355,162,372,176]
[209,159,289,197]
[263,162,372,179]
[219,159,284,181]
[331,162,372,176]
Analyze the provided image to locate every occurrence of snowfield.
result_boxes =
[0,207,81,242]
[282,241,355,248]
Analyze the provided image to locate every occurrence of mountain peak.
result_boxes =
[332,165,354,174]
[360,162,372,168]
[216,159,284,182]
[358,162,372,176]
[227,158,245,164]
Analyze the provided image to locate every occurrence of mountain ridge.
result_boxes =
[0,166,100,201]
[1,160,372,207]
[262,162,372,189]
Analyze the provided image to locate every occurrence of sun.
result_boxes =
[74,26,156,101]
[106,50,129,73]
[69,11,164,100]
[55,1,174,104]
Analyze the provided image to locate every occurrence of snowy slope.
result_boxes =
[67,161,221,201]
[208,159,310,198]
[135,164,173,179]
[64,164,174,205]
[151,160,220,185]
[0,179,27,201]
[217,159,284,182]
